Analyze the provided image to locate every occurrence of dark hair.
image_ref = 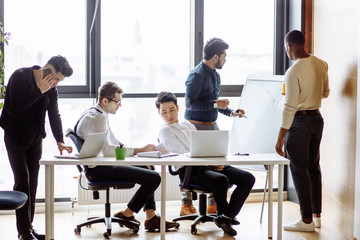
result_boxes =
[46,55,73,77]
[285,30,305,46]
[155,91,177,109]
[98,81,123,102]
[203,38,229,60]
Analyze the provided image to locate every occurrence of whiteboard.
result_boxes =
[229,75,284,154]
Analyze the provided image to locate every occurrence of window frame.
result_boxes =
[0,0,301,198]
[0,0,289,98]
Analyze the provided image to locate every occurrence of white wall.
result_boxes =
[354,3,360,238]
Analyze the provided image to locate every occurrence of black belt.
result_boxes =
[295,109,320,115]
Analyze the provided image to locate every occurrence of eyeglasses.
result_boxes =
[107,98,121,105]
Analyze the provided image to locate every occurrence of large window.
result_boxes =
[204,0,274,85]
[3,0,86,86]
[101,0,190,93]
[0,0,285,196]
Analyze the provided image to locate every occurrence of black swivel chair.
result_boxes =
[65,129,139,239]
[0,190,28,211]
[169,166,218,235]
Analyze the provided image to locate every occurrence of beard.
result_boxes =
[215,60,224,69]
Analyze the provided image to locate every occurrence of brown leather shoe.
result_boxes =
[114,210,141,225]
[207,204,217,214]
[180,204,198,216]
[144,215,180,232]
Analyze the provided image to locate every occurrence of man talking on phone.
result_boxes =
[0,55,73,240]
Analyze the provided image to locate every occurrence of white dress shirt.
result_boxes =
[76,104,135,158]
[282,55,330,129]
[159,120,196,170]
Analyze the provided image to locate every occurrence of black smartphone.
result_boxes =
[42,69,52,79]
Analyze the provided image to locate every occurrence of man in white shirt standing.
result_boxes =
[156,91,255,236]
[275,30,330,232]
[76,82,179,232]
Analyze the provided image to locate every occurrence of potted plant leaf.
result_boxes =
[0,21,11,110]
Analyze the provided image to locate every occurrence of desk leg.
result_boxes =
[45,165,54,240]
[160,165,166,240]
[268,164,273,239]
[277,164,284,240]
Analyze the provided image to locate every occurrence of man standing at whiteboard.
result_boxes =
[275,30,329,232]
[184,37,246,215]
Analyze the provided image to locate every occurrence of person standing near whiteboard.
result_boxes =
[184,38,246,215]
[275,30,330,232]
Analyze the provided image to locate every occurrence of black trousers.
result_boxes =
[179,166,255,218]
[5,132,43,236]
[285,113,324,219]
[85,165,161,213]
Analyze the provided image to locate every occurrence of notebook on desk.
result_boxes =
[136,143,179,158]
[186,130,229,157]
[54,132,107,159]
[137,151,179,158]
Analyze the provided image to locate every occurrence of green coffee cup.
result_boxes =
[115,147,126,160]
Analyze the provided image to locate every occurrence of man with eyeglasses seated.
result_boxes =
[75,81,179,232]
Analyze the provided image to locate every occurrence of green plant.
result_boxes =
[0,21,11,110]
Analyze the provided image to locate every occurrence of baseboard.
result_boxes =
[244,191,288,203]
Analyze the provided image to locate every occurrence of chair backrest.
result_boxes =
[65,128,85,173]
[65,128,84,153]
[168,165,179,176]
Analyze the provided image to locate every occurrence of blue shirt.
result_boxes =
[185,61,232,122]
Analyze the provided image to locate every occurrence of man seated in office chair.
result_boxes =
[155,91,256,236]
[75,82,179,232]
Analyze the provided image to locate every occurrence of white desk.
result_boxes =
[40,153,289,240]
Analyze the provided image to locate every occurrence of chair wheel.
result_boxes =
[191,226,197,235]
[132,227,139,233]
[103,232,110,239]
[103,228,111,239]
[74,227,81,235]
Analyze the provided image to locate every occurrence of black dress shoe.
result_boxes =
[19,233,38,240]
[231,217,240,225]
[214,215,237,236]
[32,229,45,240]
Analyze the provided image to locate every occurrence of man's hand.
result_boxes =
[36,72,57,93]
[275,138,285,156]
[215,99,230,110]
[133,144,157,156]
[213,165,225,171]
[232,109,246,118]
[57,142,73,155]
[141,144,157,152]
[275,128,288,157]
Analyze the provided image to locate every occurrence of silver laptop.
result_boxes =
[187,130,229,157]
[54,132,107,159]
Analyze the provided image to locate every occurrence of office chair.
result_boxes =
[0,190,28,210]
[65,129,140,239]
[169,165,219,235]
